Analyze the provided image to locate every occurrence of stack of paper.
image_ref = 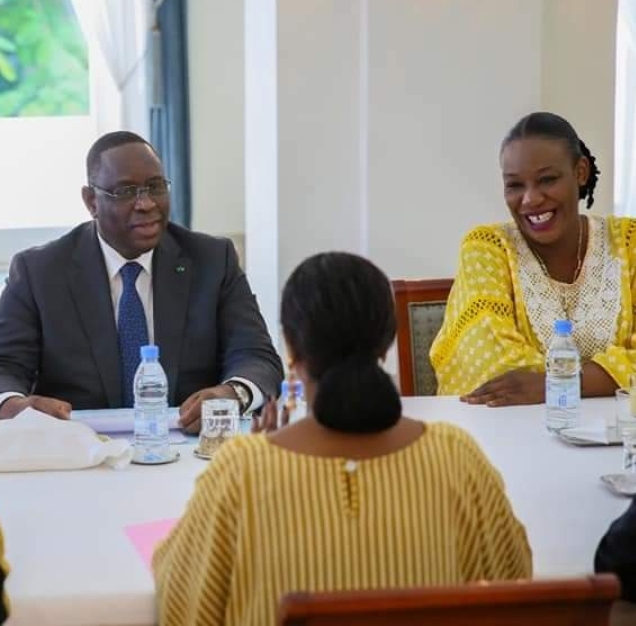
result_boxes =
[70,408,188,444]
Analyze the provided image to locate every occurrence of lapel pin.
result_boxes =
[175,265,186,273]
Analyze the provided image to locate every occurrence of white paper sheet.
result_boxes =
[107,430,190,445]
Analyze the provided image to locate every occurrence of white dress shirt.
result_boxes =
[0,233,263,411]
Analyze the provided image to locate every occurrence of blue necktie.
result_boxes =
[118,262,149,407]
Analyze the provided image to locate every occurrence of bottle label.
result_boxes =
[546,377,580,409]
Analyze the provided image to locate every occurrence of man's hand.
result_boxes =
[251,397,289,433]
[460,370,545,407]
[0,395,72,420]
[178,384,239,434]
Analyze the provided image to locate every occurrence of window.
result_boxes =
[0,0,149,272]
[615,0,636,216]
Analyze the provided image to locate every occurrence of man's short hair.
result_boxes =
[86,131,158,182]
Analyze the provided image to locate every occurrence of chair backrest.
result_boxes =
[392,279,453,396]
[278,574,620,626]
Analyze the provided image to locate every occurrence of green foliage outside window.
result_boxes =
[0,0,88,117]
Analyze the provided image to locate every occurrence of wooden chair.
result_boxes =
[392,278,453,396]
[278,574,620,626]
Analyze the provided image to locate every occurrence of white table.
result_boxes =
[401,397,629,578]
[2,398,632,626]
[3,436,202,626]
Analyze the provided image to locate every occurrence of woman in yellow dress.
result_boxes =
[431,112,635,406]
[153,252,531,626]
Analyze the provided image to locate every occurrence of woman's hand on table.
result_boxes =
[460,370,545,407]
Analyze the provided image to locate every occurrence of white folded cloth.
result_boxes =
[0,408,133,471]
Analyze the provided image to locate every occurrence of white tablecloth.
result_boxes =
[2,397,632,626]
[401,396,629,578]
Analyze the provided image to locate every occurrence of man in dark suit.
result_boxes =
[595,497,636,602]
[0,131,283,433]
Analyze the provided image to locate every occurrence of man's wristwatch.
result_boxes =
[226,380,252,415]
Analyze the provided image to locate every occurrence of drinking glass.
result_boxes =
[623,429,636,474]
[198,398,240,457]
[615,388,635,437]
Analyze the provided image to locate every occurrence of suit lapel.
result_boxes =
[68,222,122,407]
[152,230,191,405]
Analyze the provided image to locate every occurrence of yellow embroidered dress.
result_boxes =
[153,424,531,626]
[431,215,636,395]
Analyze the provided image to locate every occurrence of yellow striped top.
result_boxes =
[153,422,531,626]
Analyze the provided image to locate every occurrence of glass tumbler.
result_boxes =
[623,429,636,474]
[198,398,240,457]
[615,388,636,437]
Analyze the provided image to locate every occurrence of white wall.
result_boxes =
[277,0,367,283]
[245,0,279,344]
[540,0,617,217]
[187,0,245,236]
[188,0,618,283]
[366,0,542,279]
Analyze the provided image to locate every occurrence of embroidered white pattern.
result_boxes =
[502,216,621,358]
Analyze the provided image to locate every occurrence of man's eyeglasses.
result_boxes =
[90,179,171,203]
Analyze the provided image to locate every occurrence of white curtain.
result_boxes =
[72,0,151,137]
[615,0,636,216]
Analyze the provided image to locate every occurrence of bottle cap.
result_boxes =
[140,344,159,360]
[281,379,303,396]
[553,319,573,335]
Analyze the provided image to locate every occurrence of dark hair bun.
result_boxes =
[313,355,402,433]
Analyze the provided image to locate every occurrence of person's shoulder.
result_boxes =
[605,215,636,226]
[163,223,243,271]
[604,214,636,234]
[423,422,505,488]
[199,434,269,482]
[457,222,514,261]
[461,221,510,246]
[422,422,494,464]
[602,215,636,252]
[423,421,478,446]
[165,222,234,254]
[13,222,92,265]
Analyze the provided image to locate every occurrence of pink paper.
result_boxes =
[125,518,178,569]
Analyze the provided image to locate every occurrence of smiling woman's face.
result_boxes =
[500,137,589,248]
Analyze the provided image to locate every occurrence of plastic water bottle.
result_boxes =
[133,344,170,462]
[281,377,306,424]
[545,319,581,433]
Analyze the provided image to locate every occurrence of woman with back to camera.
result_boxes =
[431,111,636,406]
[153,252,531,626]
